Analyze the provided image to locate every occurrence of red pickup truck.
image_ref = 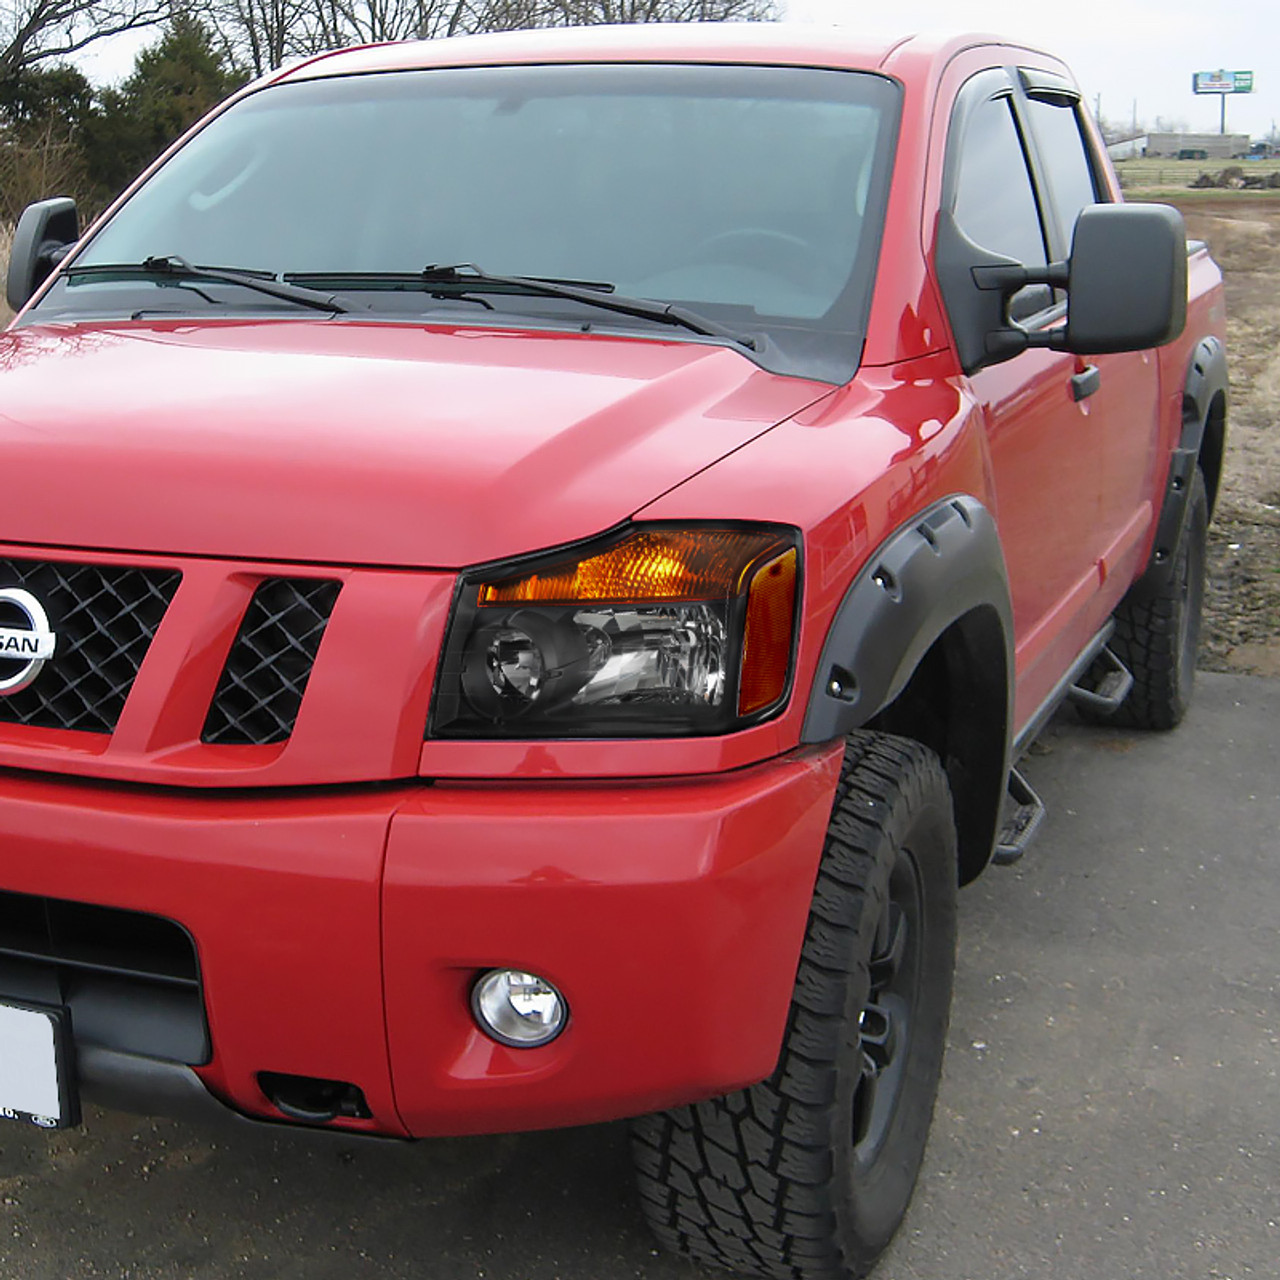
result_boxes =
[0,24,1226,1280]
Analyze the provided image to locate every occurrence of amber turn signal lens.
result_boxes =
[477,528,787,605]
[738,549,797,715]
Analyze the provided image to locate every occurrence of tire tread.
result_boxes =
[631,732,956,1279]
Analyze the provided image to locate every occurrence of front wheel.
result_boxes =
[631,732,958,1280]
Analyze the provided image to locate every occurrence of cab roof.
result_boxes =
[271,23,1038,84]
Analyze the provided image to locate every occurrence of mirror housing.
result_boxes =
[939,202,1189,375]
[1062,203,1187,353]
[6,197,80,313]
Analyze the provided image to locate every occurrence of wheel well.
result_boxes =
[866,605,1009,886]
[1198,390,1227,518]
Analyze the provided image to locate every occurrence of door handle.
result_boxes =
[1071,364,1101,402]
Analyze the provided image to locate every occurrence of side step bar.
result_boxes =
[993,767,1046,866]
[1066,645,1134,715]
[995,639,1132,868]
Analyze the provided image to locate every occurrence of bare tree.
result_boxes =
[213,0,776,76]
[1096,114,1143,146]
[0,116,91,220]
[211,0,313,74]
[1,0,167,79]
[306,0,482,49]
[539,0,772,23]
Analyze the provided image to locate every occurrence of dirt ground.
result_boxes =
[1173,195,1280,677]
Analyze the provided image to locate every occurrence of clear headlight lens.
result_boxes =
[432,525,799,738]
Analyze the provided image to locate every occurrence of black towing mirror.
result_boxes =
[1062,203,1187,354]
[6,197,80,313]
[941,202,1189,374]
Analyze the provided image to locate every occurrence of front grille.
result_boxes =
[202,577,341,745]
[0,890,208,1064]
[0,559,180,734]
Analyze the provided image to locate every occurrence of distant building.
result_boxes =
[1108,131,1251,160]
[1106,135,1149,160]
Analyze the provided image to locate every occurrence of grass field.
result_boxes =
[1115,155,1280,198]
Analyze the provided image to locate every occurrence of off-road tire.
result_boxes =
[631,732,958,1280]
[1101,467,1209,730]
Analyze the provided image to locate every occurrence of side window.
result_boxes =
[1023,97,1104,252]
[952,94,1047,268]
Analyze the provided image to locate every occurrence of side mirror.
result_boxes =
[6,197,79,313]
[938,202,1188,375]
[1063,204,1187,353]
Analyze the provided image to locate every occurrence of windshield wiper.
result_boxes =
[288,264,757,350]
[424,264,758,350]
[65,256,352,314]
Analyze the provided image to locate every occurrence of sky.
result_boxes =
[786,0,1278,138]
[74,0,1278,139]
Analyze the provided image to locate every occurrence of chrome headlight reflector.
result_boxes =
[432,525,799,738]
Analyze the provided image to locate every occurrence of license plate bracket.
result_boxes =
[0,1001,79,1129]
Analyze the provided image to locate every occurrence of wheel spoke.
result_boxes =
[859,1000,895,1069]
[869,901,907,990]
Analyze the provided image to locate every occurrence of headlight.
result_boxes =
[431,524,799,737]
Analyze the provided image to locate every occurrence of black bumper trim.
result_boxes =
[77,1046,398,1143]
[78,1045,235,1126]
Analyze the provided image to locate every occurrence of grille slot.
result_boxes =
[0,892,198,987]
[202,577,341,745]
[0,890,208,1064]
[0,559,180,734]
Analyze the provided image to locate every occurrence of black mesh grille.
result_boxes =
[0,559,181,734]
[202,578,341,745]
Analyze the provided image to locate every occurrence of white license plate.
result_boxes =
[0,1002,77,1129]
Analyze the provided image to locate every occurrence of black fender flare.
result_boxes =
[1131,335,1228,598]
[1183,334,1229,446]
[800,496,1014,744]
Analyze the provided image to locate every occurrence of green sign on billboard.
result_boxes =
[1193,70,1254,94]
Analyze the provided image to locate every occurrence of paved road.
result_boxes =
[2,673,1277,1280]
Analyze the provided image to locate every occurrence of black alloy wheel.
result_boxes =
[1090,466,1210,730]
[632,731,958,1280]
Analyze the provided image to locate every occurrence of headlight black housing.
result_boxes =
[431,524,800,738]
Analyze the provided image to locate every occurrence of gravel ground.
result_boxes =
[1172,196,1280,677]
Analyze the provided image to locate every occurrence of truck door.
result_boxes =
[1015,74,1163,593]
[943,71,1111,720]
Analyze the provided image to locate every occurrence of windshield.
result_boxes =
[32,62,900,382]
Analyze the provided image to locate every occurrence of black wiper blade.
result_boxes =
[289,269,617,294]
[420,267,618,294]
[66,256,351,314]
[416,263,758,350]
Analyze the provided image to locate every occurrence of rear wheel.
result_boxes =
[1099,467,1209,730]
[631,732,958,1280]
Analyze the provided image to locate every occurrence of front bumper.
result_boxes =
[0,743,841,1137]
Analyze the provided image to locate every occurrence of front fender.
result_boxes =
[800,496,1013,743]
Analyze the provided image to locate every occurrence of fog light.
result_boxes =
[471,969,568,1048]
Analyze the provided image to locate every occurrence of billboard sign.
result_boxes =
[1193,70,1254,94]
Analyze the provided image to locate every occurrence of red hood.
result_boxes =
[0,320,831,567]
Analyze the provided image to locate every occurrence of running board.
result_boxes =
[993,767,1046,866]
[1067,645,1134,714]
